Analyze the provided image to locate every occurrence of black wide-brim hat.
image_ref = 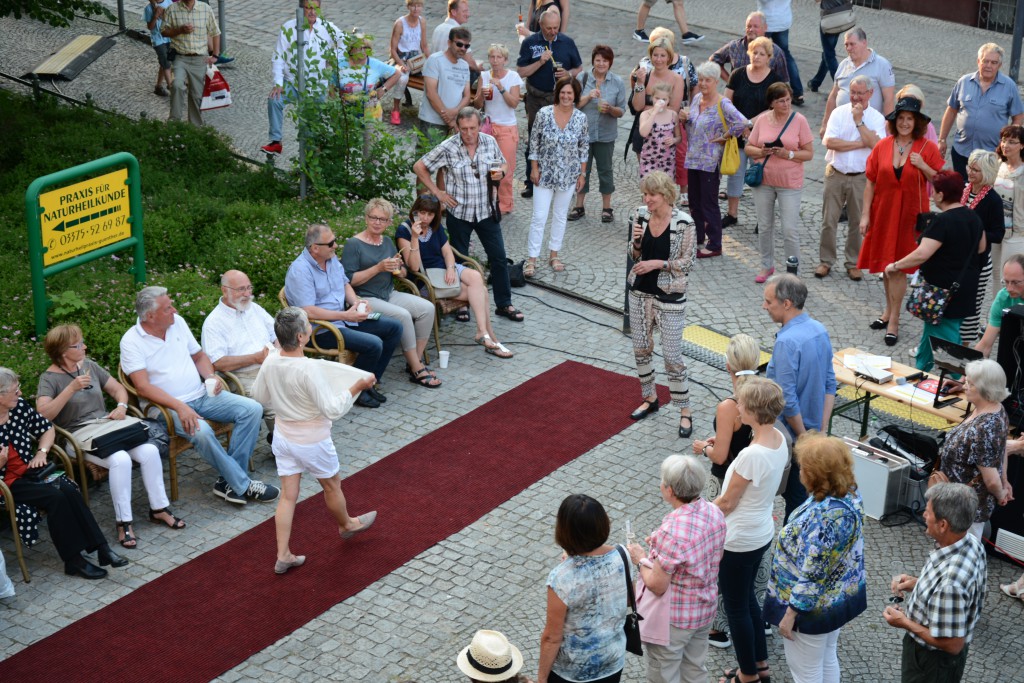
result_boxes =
[885,96,931,123]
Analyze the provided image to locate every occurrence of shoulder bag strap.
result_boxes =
[615,545,638,613]
[581,70,589,92]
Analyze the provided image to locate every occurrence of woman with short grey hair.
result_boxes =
[961,149,1006,344]
[933,359,1010,540]
[627,454,727,683]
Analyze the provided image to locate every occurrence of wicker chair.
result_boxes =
[0,444,76,582]
[117,367,241,502]
[403,247,486,360]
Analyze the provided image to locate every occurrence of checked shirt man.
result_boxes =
[161,0,220,126]
[414,107,524,323]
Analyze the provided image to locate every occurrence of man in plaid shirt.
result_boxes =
[414,107,525,323]
[883,483,986,683]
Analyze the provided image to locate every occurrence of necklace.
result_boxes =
[895,138,912,156]
[363,232,383,246]
[60,363,91,387]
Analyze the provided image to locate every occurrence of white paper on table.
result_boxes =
[890,383,935,405]
[843,353,892,371]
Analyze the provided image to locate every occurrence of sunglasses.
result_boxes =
[315,238,337,248]
[454,41,471,49]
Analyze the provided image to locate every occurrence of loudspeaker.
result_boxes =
[844,438,908,520]
[996,304,1024,430]
[989,455,1024,562]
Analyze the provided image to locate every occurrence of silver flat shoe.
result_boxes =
[274,555,306,575]
[340,511,377,539]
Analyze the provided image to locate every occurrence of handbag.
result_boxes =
[201,65,232,111]
[718,102,740,176]
[405,53,427,74]
[72,416,150,459]
[905,223,982,325]
[820,0,856,35]
[614,545,644,656]
[746,112,795,187]
[635,570,671,646]
[424,267,462,298]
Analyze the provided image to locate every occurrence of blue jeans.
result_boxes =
[267,82,299,142]
[809,30,840,90]
[768,30,803,97]
[719,542,771,677]
[170,391,264,495]
[445,212,514,309]
[312,316,403,380]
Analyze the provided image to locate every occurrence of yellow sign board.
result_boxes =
[39,168,131,266]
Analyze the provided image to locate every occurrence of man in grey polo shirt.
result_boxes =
[815,75,885,282]
[819,28,895,139]
[938,42,1024,179]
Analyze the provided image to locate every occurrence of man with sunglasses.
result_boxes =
[418,26,473,136]
[202,270,279,439]
[517,8,582,197]
[285,224,403,409]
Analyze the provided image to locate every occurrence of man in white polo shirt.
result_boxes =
[120,286,279,505]
[202,270,278,438]
[815,74,886,282]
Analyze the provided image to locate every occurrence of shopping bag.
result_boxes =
[201,65,232,111]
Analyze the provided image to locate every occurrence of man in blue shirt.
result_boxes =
[284,223,402,408]
[516,8,582,197]
[763,274,837,520]
[939,42,1024,179]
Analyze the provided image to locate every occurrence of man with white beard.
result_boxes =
[202,270,279,439]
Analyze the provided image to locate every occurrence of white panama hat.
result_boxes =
[456,630,525,682]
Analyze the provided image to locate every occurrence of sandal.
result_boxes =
[495,305,525,322]
[409,367,442,388]
[549,257,565,272]
[566,206,585,221]
[524,259,537,278]
[149,507,186,529]
[116,521,137,549]
[601,208,614,223]
[455,307,470,322]
[476,334,514,358]
[758,666,771,683]
[718,191,728,201]
[1000,575,1024,599]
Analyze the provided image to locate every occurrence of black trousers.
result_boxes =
[10,477,106,562]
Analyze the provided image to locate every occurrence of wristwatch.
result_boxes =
[788,150,795,160]
[634,84,645,93]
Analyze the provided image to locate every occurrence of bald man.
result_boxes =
[201,270,278,437]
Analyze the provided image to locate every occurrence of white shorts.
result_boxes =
[272,432,340,479]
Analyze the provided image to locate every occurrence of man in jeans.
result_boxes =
[756,0,803,105]
[120,286,280,505]
[414,107,525,323]
[884,483,987,683]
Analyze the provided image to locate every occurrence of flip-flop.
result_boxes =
[455,308,470,322]
[476,334,513,358]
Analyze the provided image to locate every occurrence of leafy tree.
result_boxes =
[0,0,114,27]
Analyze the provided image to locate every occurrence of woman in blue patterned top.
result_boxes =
[763,432,866,683]
[537,494,628,683]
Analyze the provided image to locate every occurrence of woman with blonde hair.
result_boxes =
[961,150,1005,344]
[763,433,866,683]
[627,170,697,438]
[474,44,522,214]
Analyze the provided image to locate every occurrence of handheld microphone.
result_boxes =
[896,371,925,385]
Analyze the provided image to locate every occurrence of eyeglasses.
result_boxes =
[224,285,254,293]
[454,41,471,49]
[470,160,479,178]
[2,384,21,396]
[967,166,981,173]
[68,341,86,350]
[1002,279,1024,287]
[315,238,337,248]
[1001,139,1022,145]
[366,215,390,223]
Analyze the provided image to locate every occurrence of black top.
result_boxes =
[633,226,672,295]
[920,206,984,320]
[527,0,563,32]
[517,31,582,93]
[726,68,781,121]
[710,396,753,480]
[967,187,1005,249]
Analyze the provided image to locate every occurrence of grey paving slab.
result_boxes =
[2,2,1023,683]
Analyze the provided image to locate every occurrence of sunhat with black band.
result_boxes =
[456,630,525,682]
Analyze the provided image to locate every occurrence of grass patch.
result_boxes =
[0,91,366,386]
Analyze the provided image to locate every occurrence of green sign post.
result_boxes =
[25,152,146,337]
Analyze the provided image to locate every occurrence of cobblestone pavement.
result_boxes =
[2,2,1023,682]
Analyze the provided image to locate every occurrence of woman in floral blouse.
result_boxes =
[526,75,589,277]
[763,432,866,683]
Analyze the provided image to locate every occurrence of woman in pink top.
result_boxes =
[745,82,814,283]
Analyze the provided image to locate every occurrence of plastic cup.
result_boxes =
[356,302,367,314]
[598,99,608,113]
[439,350,450,368]
[205,377,218,397]
[483,85,493,100]
[489,163,502,181]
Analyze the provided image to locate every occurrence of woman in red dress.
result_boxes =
[857,97,944,346]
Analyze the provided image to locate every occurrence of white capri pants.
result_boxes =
[527,186,575,258]
[782,628,841,683]
[366,290,435,352]
[85,442,168,522]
